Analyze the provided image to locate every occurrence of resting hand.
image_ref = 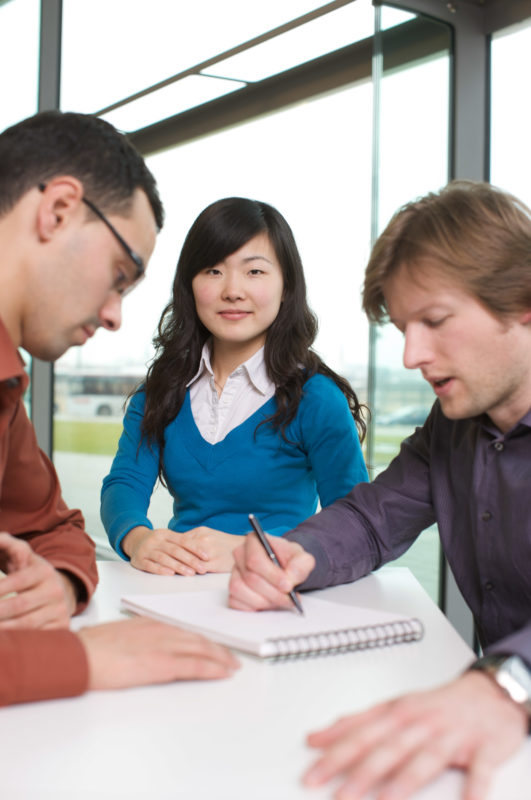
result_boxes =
[123,526,237,576]
[175,528,242,573]
[78,617,240,688]
[303,670,529,800]
[0,532,76,629]
[228,531,314,611]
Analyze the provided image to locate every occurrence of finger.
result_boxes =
[463,749,496,800]
[164,628,241,670]
[308,705,392,748]
[131,558,177,576]
[262,534,315,587]
[133,550,197,576]
[237,534,294,592]
[0,533,33,574]
[368,730,461,800]
[228,566,294,611]
[164,544,208,574]
[0,594,68,628]
[146,540,208,574]
[304,710,401,788]
[176,533,210,562]
[0,558,54,597]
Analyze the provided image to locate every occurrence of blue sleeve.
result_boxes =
[100,391,159,559]
[296,374,369,508]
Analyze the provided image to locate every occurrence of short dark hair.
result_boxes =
[363,180,531,322]
[0,110,164,229]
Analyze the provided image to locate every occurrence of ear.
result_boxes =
[36,176,85,242]
[519,309,531,325]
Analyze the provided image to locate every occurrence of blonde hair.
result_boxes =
[363,180,531,322]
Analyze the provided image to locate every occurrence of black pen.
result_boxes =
[248,513,304,615]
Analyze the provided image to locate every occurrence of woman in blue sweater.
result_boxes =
[101,197,368,575]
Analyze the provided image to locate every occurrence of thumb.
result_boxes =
[0,532,33,573]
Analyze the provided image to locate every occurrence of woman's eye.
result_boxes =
[249,268,264,275]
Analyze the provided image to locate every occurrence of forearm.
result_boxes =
[0,629,88,706]
[121,525,153,560]
[285,490,380,590]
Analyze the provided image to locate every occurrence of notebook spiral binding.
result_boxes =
[265,617,424,661]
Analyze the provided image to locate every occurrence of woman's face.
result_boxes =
[191,232,284,358]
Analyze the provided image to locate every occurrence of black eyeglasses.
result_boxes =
[38,183,145,296]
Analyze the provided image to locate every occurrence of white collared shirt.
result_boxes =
[187,343,276,444]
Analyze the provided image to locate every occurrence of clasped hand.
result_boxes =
[0,532,76,628]
[125,526,242,576]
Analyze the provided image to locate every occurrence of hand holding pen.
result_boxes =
[228,515,315,613]
[247,514,304,615]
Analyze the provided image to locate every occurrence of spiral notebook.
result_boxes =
[121,589,424,659]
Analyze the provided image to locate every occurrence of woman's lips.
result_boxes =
[218,311,251,320]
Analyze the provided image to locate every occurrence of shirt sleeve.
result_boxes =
[100,391,159,559]
[487,624,531,666]
[0,628,89,706]
[0,399,98,612]
[296,374,369,508]
[286,411,437,590]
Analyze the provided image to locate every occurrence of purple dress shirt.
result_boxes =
[286,401,531,664]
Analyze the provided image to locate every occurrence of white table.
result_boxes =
[2,564,529,799]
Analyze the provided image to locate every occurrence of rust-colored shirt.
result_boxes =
[0,319,97,704]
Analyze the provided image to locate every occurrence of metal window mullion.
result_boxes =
[32,0,63,457]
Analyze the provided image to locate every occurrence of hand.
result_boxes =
[175,528,242,573]
[123,526,239,576]
[0,532,76,629]
[228,531,314,611]
[303,670,529,800]
[78,617,240,689]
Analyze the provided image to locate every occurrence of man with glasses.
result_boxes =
[0,110,238,706]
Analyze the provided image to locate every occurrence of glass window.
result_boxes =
[490,20,531,208]
[54,0,452,593]
[61,0,353,114]
[370,8,451,603]
[0,0,40,131]
[54,79,373,558]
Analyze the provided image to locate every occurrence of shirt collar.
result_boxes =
[187,342,214,388]
[479,407,531,437]
[186,341,272,396]
[0,316,27,387]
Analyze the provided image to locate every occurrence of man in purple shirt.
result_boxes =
[228,181,531,799]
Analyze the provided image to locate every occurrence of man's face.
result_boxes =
[384,263,531,432]
[23,188,157,361]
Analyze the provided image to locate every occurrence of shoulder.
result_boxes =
[301,372,349,409]
[293,373,355,435]
[122,389,146,428]
[126,388,146,413]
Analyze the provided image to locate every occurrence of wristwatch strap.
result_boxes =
[469,654,531,733]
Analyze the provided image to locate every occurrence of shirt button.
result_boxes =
[481,511,492,521]
[484,581,495,591]
[494,442,504,451]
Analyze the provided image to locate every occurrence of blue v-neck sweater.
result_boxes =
[101,373,368,559]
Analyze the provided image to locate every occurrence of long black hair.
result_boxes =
[141,197,366,481]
